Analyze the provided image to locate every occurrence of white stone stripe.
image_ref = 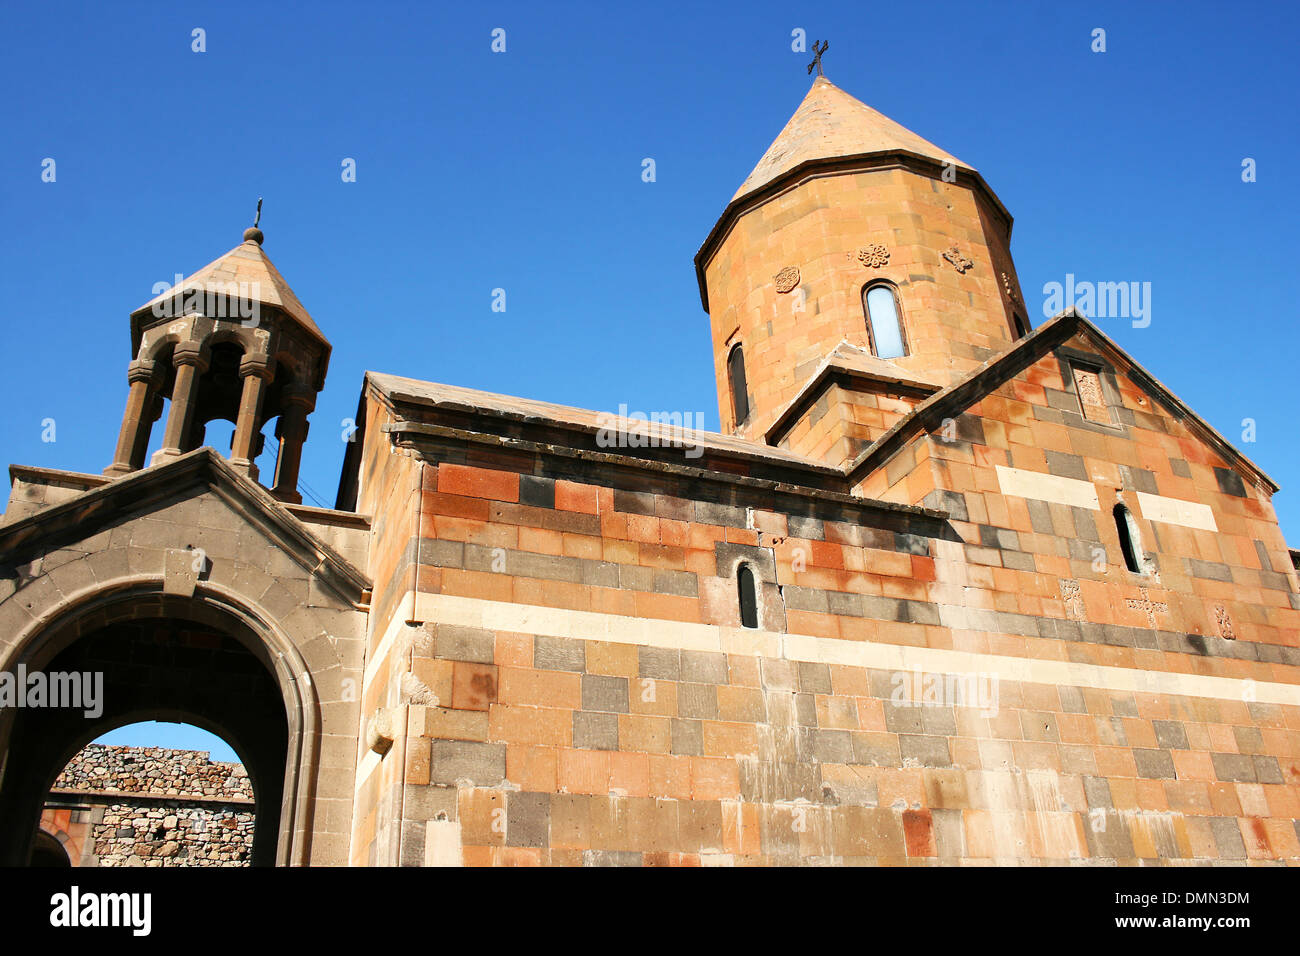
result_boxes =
[362,592,416,691]
[1137,491,1218,532]
[996,465,1100,510]
[411,591,1300,707]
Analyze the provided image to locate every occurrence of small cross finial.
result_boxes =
[807,40,828,77]
[254,197,262,229]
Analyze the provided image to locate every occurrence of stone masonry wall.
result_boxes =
[45,744,255,867]
[350,383,1300,864]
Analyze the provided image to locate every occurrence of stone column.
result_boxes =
[132,390,166,469]
[229,354,273,481]
[151,341,209,466]
[104,359,159,477]
[271,385,315,504]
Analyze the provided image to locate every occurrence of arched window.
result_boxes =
[1011,312,1031,338]
[728,345,749,425]
[737,563,759,629]
[1114,504,1145,573]
[863,283,907,359]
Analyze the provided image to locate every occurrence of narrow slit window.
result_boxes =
[728,345,749,425]
[1012,313,1030,338]
[1114,504,1144,573]
[738,563,758,629]
[863,285,906,359]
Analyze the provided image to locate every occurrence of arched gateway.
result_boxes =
[0,586,303,866]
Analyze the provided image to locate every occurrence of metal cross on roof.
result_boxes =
[807,40,828,77]
[254,197,262,229]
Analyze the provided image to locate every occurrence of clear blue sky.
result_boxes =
[2,2,1297,756]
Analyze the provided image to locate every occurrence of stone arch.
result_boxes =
[0,579,321,867]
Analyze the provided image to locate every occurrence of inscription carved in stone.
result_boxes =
[1059,578,1086,621]
[942,245,973,274]
[1215,605,1235,640]
[774,265,800,293]
[857,243,890,269]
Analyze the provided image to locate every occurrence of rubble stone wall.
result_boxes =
[44,744,255,867]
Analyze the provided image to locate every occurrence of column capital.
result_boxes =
[172,340,210,372]
[239,353,274,381]
[126,358,161,386]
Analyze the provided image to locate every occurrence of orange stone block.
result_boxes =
[436,463,519,503]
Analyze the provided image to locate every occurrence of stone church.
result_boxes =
[3,74,1298,866]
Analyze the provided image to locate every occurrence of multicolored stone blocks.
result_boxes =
[345,336,1300,864]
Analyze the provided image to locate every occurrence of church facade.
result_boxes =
[3,75,1298,866]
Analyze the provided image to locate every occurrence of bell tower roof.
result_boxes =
[732,76,973,204]
[130,230,329,356]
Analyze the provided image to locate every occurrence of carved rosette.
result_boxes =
[774,265,800,293]
[942,245,973,274]
[857,244,890,268]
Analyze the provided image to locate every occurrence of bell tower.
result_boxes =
[104,219,330,504]
[696,71,1029,467]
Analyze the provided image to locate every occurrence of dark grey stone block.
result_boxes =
[638,646,680,680]
[506,791,550,847]
[1209,817,1246,859]
[787,515,825,540]
[680,650,728,684]
[1214,467,1247,498]
[1152,719,1188,751]
[1133,749,1175,779]
[429,740,506,786]
[434,625,496,664]
[677,683,718,719]
[1083,776,1112,809]
[583,850,642,867]
[1045,450,1087,481]
[671,718,703,756]
[1253,755,1284,785]
[797,661,832,695]
[519,475,555,509]
[573,711,619,750]
[534,634,585,671]
[1210,752,1256,782]
[581,674,629,713]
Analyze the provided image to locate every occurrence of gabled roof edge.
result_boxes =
[0,449,371,602]
[846,309,1280,495]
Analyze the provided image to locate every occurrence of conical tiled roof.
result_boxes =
[132,235,328,346]
[733,76,972,202]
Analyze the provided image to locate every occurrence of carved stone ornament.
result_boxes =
[1215,605,1235,640]
[1002,271,1023,307]
[943,245,973,274]
[857,243,890,269]
[1125,588,1168,628]
[1059,578,1086,621]
[774,265,800,293]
